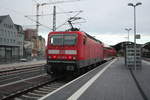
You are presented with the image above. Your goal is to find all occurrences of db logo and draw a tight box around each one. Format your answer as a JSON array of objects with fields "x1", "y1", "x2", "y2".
[{"x1": 60, "y1": 50, "x2": 65, "y2": 54}]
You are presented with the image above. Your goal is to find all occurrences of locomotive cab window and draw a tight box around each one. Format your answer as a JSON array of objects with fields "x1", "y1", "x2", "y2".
[{"x1": 50, "y1": 34, "x2": 77, "y2": 45}]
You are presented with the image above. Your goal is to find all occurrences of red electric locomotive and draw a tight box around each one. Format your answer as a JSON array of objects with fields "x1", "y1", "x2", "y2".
[{"x1": 45, "y1": 31, "x2": 104, "y2": 75}]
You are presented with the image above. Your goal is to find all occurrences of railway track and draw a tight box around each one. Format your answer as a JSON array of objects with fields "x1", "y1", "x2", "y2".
[
  {"x1": 0, "y1": 64, "x2": 45, "y2": 75},
  {"x1": 0, "y1": 73, "x2": 75, "y2": 100},
  {"x1": 14, "y1": 81, "x2": 67, "y2": 100},
  {"x1": 0, "y1": 65, "x2": 45, "y2": 86},
  {"x1": 0, "y1": 64, "x2": 48, "y2": 100},
  {"x1": 0, "y1": 64, "x2": 79, "y2": 100},
  {"x1": 0, "y1": 74, "x2": 49, "y2": 100}
]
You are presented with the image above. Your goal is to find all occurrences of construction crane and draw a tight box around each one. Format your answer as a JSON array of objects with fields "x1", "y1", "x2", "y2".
[
  {"x1": 35, "y1": 0, "x2": 81, "y2": 34},
  {"x1": 40, "y1": 0, "x2": 81, "y2": 6}
]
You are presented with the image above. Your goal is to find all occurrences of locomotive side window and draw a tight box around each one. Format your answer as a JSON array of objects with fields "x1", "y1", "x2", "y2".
[
  {"x1": 83, "y1": 36, "x2": 87, "y2": 45},
  {"x1": 50, "y1": 34, "x2": 77, "y2": 45}
]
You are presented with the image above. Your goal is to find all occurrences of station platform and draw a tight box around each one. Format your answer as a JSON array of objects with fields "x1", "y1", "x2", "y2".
[
  {"x1": 0, "y1": 60, "x2": 46, "y2": 72},
  {"x1": 40, "y1": 58, "x2": 150, "y2": 100}
]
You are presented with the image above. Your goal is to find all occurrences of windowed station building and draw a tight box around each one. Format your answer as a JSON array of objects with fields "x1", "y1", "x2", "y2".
[{"x1": 0, "y1": 15, "x2": 24, "y2": 63}]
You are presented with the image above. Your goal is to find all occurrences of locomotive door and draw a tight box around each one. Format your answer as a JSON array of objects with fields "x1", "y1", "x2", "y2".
[{"x1": 83, "y1": 36, "x2": 87, "y2": 66}]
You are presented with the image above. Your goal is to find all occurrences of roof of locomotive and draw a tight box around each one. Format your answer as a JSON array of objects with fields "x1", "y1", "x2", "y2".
[
  {"x1": 48, "y1": 31, "x2": 85, "y2": 36},
  {"x1": 48, "y1": 31, "x2": 102, "y2": 44}
]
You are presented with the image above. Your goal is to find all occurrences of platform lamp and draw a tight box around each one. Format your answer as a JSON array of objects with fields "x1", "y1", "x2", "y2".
[
  {"x1": 125, "y1": 28, "x2": 132, "y2": 42},
  {"x1": 128, "y1": 2, "x2": 142, "y2": 69}
]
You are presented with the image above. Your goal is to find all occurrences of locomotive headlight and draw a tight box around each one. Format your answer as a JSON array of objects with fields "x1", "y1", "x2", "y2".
[
  {"x1": 73, "y1": 56, "x2": 76, "y2": 60},
  {"x1": 65, "y1": 50, "x2": 77, "y2": 54}
]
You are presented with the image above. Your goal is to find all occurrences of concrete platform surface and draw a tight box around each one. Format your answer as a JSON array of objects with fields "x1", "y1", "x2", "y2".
[
  {"x1": 132, "y1": 60, "x2": 150, "y2": 100},
  {"x1": 40, "y1": 58, "x2": 150, "y2": 100}
]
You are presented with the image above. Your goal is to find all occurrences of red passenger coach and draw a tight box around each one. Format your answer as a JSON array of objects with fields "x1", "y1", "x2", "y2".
[
  {"x1": 103, "y1": 45, "x2": 117, "y2": 61},
  {"x1": 45, "y1": 31, "x2": 104, "y2": 75}
]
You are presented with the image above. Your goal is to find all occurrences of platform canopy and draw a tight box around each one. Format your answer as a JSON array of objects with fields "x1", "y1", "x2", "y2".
[
  {"x1": 143, "y1": 42, "x2": 150, "y2": 50},
  {"x1": 112, "y1": 41, "x2": 134, "y2": 51}
]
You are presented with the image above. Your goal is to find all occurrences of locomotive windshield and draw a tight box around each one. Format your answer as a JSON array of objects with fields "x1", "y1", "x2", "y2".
[{"x1": 50, "y1": 34, "x2": 77, "y2": 45}]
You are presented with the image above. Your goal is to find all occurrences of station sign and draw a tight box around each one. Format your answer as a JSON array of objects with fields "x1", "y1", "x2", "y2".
[{"x1": 135, "y1": 34, "x2": 141, "y2": 39}]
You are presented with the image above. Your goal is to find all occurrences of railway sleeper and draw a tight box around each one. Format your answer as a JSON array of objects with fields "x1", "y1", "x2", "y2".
[
  {"x1": 34, "y1": 90, "x2": 49, "y2": 94},
  {"x1": 32, "y1": 90, "x2": 48, "y2": 95},
  {"x1": 27, "y1": 92, "x2": 44, "y2": 97},
  {"x1": 14, "y1": 97, "x2": 23, "y2": 100},
  {"x1": 49, "y1": 83, "x2": 64, "y2": 87},
  {"x1": 43, "y1": 86, "x2": 60, "y2": 91},
  {"x1": 20, "y1": 94, "x2": 40, "y2": 100},
  {"x1": 38, "y1": 88, "x2": 53, "y2": 92},
  {"x1": 42, "y1": 86, "x2": 53, "y2": 89}
]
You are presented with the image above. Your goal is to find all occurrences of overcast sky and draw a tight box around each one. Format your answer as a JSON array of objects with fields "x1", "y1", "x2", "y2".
[{"x1": 0, "y1": 0, "x2": 150, "y2": 45}]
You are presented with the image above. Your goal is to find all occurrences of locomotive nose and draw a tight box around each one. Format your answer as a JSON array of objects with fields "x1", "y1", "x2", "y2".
[
  {"x1": 48, "y1": 49, "x2": 77, "y2": 55},
  {"x1": 47, "y1": 49, "x2": 77, "y2": 60}
]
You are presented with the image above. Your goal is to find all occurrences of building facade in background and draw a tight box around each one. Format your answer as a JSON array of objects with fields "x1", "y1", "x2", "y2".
[
  {"x1": 32, "y1": 36, "x2": 45, "y2": 57},
  {"x1": 24, "y1": 29, "x2": 45, "y2": 59},
  {"x1": 15, "y1": 24, "x2": 24, "y2": 57},
  {"x1": 0, "y1": 15, "x2": 24, "y2": 63},
  {"x1": 24, "y1": 29, "x2": 37, "y2": 41}
]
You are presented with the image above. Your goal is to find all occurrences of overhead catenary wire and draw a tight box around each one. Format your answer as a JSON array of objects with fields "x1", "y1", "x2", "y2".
[
  {"x1": 24, "y1": 16, "x2": 53, "y2": 30},
  {"x1": 26, "y1": 10, "x2": 83, "y2": 17},
  {"x1": 56, "y1": 5, "x2": 73, "y2": 18},
  {"x1": 56, "y1": 10, "x2": 83, "y2": 30}
]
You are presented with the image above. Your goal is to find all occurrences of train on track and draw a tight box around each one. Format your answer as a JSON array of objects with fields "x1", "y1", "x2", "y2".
[{"x1": 45, "y1": 30, "x2": 116, "y2": 76}]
